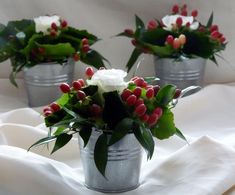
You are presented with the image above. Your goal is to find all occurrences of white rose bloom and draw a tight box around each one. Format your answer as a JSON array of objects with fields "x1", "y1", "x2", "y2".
[
  {"x1": 87, "y1": 69, "x2": 128, "y2": 93},
  {"x1": 162, "y1": 14, "x2": 199, "y2": 31},
  {"x1": 34, "y1": 15, "x2": 60, "y2": 35}
]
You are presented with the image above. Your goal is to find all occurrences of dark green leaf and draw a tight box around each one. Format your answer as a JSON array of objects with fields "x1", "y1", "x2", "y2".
[
  {"x1": 133, "y1": 123, "x2": 154, "y2": 159},
  {"x1": 81, "y1": 50, "x2": 107, "y2": 69},
  {"x1": 151, "y1": 108, "x2": 176, "y2": 139},
  {"x1": 206, "y1": 12, "x2": 214, "y2": 28},
  {"x1": 62, "y1": 106, "x2": 77, "y2": 118},
  {"x1": 115, "y1": 31, "x2": 134, "y2": 38},
  {"x1": 82, "y1": 85, "x2": 98, "y2": 96},
  {"x1": 94, "y1": 133, "x2": 108, "y2": 177},
  {"x1": 175, "y1": 128, "x2": 188, "y2": 144},
  {"x1": 102, "y1": 91, "x2": 129, "y2": 129},
  {"x1": 28, "y1": 135, "x2": 57, "y2": 151},
  {"x1": 109, "y1": 118, "x2": 133, "y2": 146},
  {"x1": 51, "y1": 133, "x2": 73, "y2": 154},
  {"x1": 146, "y1": 43, "x2": 174, "y2": 57},
  {"x1": 210, "y1": 55, "x2": 218, "y2": 66},
  {"x1": 135, "y1": 15, "x2": 145, "y2": 30},
  {"x1": 126, "y1": 48, "x2": 142, "y2": 72},
  {"x1": 79, "y1": 127, "x2": 92, "y2": 147},
  {"x1": 156, "y1": 85, "x2": 176, "y2": 106},
  {"x1": 9, "y1": 71, "x2": 18, "y2": 87}
]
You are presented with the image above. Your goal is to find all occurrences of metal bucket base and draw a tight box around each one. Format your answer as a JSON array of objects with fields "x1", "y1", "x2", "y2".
[{"x1": 85, "y1": 183, "x2": 140, "y2": 193}]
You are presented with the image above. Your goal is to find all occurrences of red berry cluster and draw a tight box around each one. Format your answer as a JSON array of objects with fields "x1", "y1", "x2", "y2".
[
  {"x1": 121, "y1": 77, "x2": 161, "y2": 127},
  {"x1": 147, "y1": 20, "x2": 158, "y2": 31},
  {"x1": 171, "y1": 4, "x2": 198, "y2": 18},
  {"x1": 43, "y1": 102, "x2": 61, "y2": 116},
  {"x1": 81, "y1": 38, "x2": 90, "y2": 53},
  {"x1": 85, "y1": 67, "x2": 94, "y2": 78},
  {"x1": 210, "y1": 25, "x2": 226, "y2": 43},
  {"x1": 166, "y1": 34, "x2": 186, "y2": 49},
  {"x1": 50, "y1": 19, "x2": 68, "y2": 37}
]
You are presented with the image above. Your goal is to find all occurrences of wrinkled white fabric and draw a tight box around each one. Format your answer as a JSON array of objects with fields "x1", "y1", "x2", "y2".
[{"x1": 0, "y1": 79, "x2": 235, "y2": 195}]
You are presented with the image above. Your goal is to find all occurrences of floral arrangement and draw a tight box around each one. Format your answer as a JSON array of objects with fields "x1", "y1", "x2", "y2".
[
  {"x1": 118, "y1": 4, "x2": 227, "y2": 71},
  {"x1": 29, "y1": 67, "x2": 190, "y2": 176},
  {"x1": 0, "y1": 15, "x2": 106, "y2": 86}
]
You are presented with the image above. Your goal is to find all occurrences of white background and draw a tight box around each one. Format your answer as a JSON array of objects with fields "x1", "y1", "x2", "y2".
[{"x1": 0, "y1": 0, "x2": 234, "y2": 84}]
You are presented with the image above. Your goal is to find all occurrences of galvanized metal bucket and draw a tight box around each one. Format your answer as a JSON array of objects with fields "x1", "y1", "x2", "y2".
[
  {"x1": 79, "y1": 130, "x2": 142, "y2": 193},
  {"x1": 154, "y1": 56, "x2": 206, "y2": 90},
  {"x1": 23, "y1": 59, "x2": 74, "y2": 107}
]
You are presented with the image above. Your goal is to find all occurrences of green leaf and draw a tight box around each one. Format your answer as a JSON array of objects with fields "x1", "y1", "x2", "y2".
[
  {"x1": 133, "y1": 123, "x2": 154, "y2": 159},
  {"x1": 62, "y1": 106, "x2": 77, "y2": 118},
  {"x1": 28, "y1": 135, "x2": 57, "y2": 151},
  {"x1": 53, "y1": 127, "x2": 66, "y2": 136},
  {"x1": 126, "y1": 48, "x2": 142, "y2": 72},
  {"x1": 56, "y1": 93, "x2": 69, "y2": 106},
  {"x1": 9, "y1": 71, "x2": 18, "y2": 87},
  {"x1": 82, "y1": 85, "x2": 98, "y2": 96},
  {"x1": 81, "y1": 50, "x2": 108, "y2": 69},
  {"x1": 135, "y1": 15, "x2": 145, "y2": 30},
  {"x1": 115, "y1": 31, "x2": 133, "y2": 38},
  {"x1": 156, "y1": 84, "x2": 176, "y2": 106},
  {"x1": 94, "y1": 133, "x2": 108, "y2": 177},
  {"x1": 175, "y1": 128, "x2": 188, "y2": 144},
  {"x1": 210, "y1": 55, "x2": 218, "y2": 66},
  {"x1": 51, "y1": 133, "x2": 73, "y2": 154},
  {"x1": 151, "y1": 108, "x2": 176, "y2": 139},
  {"x1": 144, "y1": 77, "x2": 159, "y2": 84},
  {"x1": 146, "y1": 43, "x2": 174, "y2": 57},
  {"x1": 79, "y1": 126, "x2": 92, "y2": 147},
  {"x1": 103, "y1": 91, "x2": 129, "y2": 129},
  {"x1": 206, "y1": 12, "x2": 214, "y2": 28},
  {"x1": 109, "y1": 118, "x2": 133, "y2": 146}
]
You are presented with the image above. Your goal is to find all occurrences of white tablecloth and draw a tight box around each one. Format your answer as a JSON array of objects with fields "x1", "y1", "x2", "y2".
[{"x1": 0, "y1": 79, "x2": 235, "y2": 195}]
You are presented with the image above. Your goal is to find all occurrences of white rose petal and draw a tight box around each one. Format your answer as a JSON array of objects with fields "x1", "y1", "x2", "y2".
[
  {"x1": 162, "y1": 14, "x2": 199, "y2": 31},
  {"x1": 34, "y1": 15, "x2": 60, "y2": 35},
  {"x1": 88, "y1": 69, "x2": 128, "y2": 93}
]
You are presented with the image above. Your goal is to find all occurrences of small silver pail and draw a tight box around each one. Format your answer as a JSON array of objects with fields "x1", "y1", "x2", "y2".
[
  {"x1": 79, "y1": 130, "x2": 142, "y2": 193},
  {"x1": 154, "y1": 56, "x2": 206, "y2": 90},
  {"x1": 23, "y1": 59, "x2": 74, "y2": 107}
]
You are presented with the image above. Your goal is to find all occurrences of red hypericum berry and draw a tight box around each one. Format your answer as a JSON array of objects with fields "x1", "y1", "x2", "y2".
[
  {"x1": 51, "y1": 22, "x2": 57, "y2": 30},
  {"x1": 199, "y1": 26, "x2": 205, "y2": 32},
  {"x1": 50, "y1": 102, "x2": 61, "y2": 112},
  {"x1": 121, "y1": 89, "x2": 132, "y2": 101},
  {"x1": 77, "y1": 90, "x2": 86, "y2": 100},
  {"x1": 211, "y1": 31, "x2": 220, "y2": 39},
  {"x1": 191, "y1": 10, "x2": 198, "y2": 17},
  {"x1": 153, "y1": 85, "x2": 160, "y2": 96},
  {"x1": 43, "y1": 106, "x2": 52, "y2": 113},
  {"x1": 176, "y1": 17, "x2": 183, "y2": 28},
  {"x1": 90, "y1": 104, "x2": 102, "y2": 116},
  {"x1": 173, "y1": 38, "x2": 181, "y2": 49},
  {"x1": 61, "y1": 20, "x2": 68, "y2": 28},
  {"x1": 181, "y1": 10, "x2": 188, "y2": 16},
  {"x1": 146, "y1": 88, "x2": 154, "y2": 99},
  {"x1": 78, "y1": 79, "x2": 85, "y2": 87},
  {"x1": 82, "y1": 44, "x2": 90, "y2": 53},
  {"x1": 220, "y1": 36, "x2": 226, "y2": 43},
  {"x1": 126, "y1": 95, "x2": 137, "y2": 106},
  {"x1": 153, "y1": 107, "x2": 163, "y2": 117},
  {"x1": 142, "y1": 81, "x2": 148, "y2": 88},
  {"x1": 210, "y1": 25, "x2": 219, "y2": 33},
  {"x1": 147, "y1": 113, "x2": 159, "y2": 127},
  {"x1": 72, "y1": 81, "x2": 82, "y2": 90},
  {"x1": 131, "y1": 76, "x2": 139, "y2": 81},
  {"x1": 44, "y1": 110, "x2": 53, "y2": 117},
  {"x1": 147, "y1": 20, "x2": 158, "y2": 30},
  {"x1": 81, "y1": 38, "x2": 89, "y2": 45},
  {"x1": 38, "y1": 47, "x2": 45, "y2": 54},
  {"x1": 131, "y1": 39, "x2": 137, "y2": 46},
  {"x1": 186, "y1": 22, "x2": 191, "y2": 28},
  {"x1": 134, "y1": 77, "x2": 145, "y2": 87},
  {"x1": 135, "y1": 98, "x2": 144, "y2": 107},
  {"x1": 73, "y1": 53, "x2": 80, "y2": 61},
  {"x1": 133, "y1": 87, "x2": 142, "y2": 98},
  {"x1": 85, "y1": 67, "x2": 94, "y2": 78},
  {"x1": 174, "y1": 89, "x2": 181, "y2": 99},
  {"x1": 124, "y1": 29, "x2": 134, "y2": 36},
  {"x1": 59, "y1": 83, "x2": 71, "y2": 93},
  {"x1": 166, "y1": 35, "x2": 174, "y2": 45},
  {"x1": 172, "y1": 4, "x2": 179, "y2": 14},
  {"x1": 140, "y1": 114, "x2": 150, "y2": 122},
  {"x1": 50, "y1": 29, "x2": 57, "y2": 37},
  {"x1": 134, "y1": 104, "x2": 147, "y2": 117}
]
